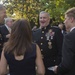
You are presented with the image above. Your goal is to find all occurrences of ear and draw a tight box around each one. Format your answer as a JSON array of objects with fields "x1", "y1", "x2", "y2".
[{"x1": 70, "y1": 17, "x2": 74, "y2": 23}]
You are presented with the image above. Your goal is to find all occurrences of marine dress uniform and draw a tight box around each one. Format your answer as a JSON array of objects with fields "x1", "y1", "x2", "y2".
[{"x1": 32, "y1": 25, "x2": 63, "y2": 75}]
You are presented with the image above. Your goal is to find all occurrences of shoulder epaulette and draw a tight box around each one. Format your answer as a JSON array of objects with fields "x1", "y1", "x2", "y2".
[{"x1": 32, "y1": 28, "x2": 41, "y2": 32}]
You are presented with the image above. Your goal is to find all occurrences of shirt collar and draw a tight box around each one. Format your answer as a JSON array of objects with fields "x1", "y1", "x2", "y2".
[
  {"x1": 5, "y1": 24, "x2": 9, "y2": 29},
  {"x1": 70, "y1": 27, "x2": 75, "y2": 32}
]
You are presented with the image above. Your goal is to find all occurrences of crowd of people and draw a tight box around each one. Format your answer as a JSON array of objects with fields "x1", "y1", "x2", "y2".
[{"x1": 0, "y1": 4, "x2": 75, "y2": 75}]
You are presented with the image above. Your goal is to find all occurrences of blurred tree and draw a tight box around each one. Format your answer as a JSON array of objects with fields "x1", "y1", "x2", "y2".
[{"x1": 2, "y1": 0, "x2": 75, "y2": 27}]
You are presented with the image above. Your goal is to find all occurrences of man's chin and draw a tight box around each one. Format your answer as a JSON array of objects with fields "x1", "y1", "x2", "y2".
[{"x1": 40, "y1": 24, "x2": 46, "y2": 27}]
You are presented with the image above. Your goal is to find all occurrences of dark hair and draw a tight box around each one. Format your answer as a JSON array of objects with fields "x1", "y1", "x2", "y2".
[{"x1": 4, "y1": 19, "x2": 32, "y2": 56}]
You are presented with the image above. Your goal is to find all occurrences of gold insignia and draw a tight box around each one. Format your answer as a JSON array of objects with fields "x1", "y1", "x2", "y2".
[
  {"x1": 41, "y1": 37, "x2": 43, "y2": 39},
  {"x1": 44, "y1": 27, "x2": 46, "y2": 29},
  {"x1": 46, "y1": 29, "x2": 55, "y2": 40},
  {"x1": 49, "y1": 29, "x2": 52, "y2": 33},
  {"x1": 48, "y1": 41, "x2": 52, "y2": 49},
  {"x1": 41, "y1": 43, "x2": 43, "y2": 45},
  {"x1": 42, "y1": 31, "x2": 44, "y2": 33},
  {"x1": 41, "y1": 49, "x2": 43, "y2": 51},
  {"x1": 41, "y1": 54, "x2": 44, "y2": 59}
]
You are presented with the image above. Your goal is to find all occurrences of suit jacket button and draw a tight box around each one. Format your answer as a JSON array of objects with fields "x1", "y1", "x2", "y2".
[
  {"x1": 54, "y1": 60, "x2": 55, "y2": 62},
  {"x1": 41, "y1": 54, "x2": 44, "y2": 59},
  {"x1": 41, "y1": 37, "x2": 43, "y2": 39},
  {"x1": 42, "y1": 31, "x2": 44, "y2": 33}
]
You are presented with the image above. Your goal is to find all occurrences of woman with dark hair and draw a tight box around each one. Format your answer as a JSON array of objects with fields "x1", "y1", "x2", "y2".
[{"x1": 0, "y1": 19, "x2": 45, "y2": 75}]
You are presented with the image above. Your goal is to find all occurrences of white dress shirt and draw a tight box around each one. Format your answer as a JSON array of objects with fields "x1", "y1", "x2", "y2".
[{"x1": 5, "y1": 24, "x2": 11, "y2": 33}]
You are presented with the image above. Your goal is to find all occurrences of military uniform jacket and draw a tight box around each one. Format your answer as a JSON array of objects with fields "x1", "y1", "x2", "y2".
[{"x1": 33, "y1": 25, "x2": 63, "y2": 67}]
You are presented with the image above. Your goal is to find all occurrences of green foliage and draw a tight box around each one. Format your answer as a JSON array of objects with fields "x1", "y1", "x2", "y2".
[{"x1": 2, "y1": 0, "x2": 75, "y2": 27}]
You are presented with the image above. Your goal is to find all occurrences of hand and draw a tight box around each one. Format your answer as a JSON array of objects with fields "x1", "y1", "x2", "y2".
[
  {"x1": 6, "y1": 34, "x2": 10, "y2": 38},
  {"x1": 53, "y1": 65, "x2": 58, "y2": 74}
]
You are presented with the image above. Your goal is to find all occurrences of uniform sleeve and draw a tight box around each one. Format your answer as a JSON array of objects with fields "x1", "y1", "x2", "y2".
[{"x1": 55, "y1": 28, "x2": 63, "y2": 65}]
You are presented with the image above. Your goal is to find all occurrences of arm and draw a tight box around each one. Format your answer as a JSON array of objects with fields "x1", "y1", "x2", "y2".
[
  {"x1": 0, "y1": 50, "x2": 8, "y2": 75},
  {"x1": 6, "y1": 34, "x2": 10, "y2": 38},
  {"x1": 36, "y1": 44, "x2": 45, "y2": 75},
  {"x1": 55, "y1": 28, "x2": 63, "y2": 64}
]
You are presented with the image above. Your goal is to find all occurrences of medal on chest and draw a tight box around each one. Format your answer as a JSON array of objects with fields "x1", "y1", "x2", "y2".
[
  {"x1": 48, "y1": 40, "x2": 52, "y2": 49},
  {"x1": 45, "y1": 29, "x2": 55, "y2": 49},
  {"x1": 46, "y1": 29, "x2": 55, "y2": 40}
]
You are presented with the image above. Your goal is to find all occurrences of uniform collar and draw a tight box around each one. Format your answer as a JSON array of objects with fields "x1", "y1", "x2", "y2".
[{"x1": 42, "y1": 25, "x2": 51, "y2": 30}]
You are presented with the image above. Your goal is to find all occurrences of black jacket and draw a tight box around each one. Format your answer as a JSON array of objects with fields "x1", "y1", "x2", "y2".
[
  {"x1": 33, "y1": 25, "x2": 63, "y2": 67},
  {"x1": 0, "y1": 25, "x2": 9, "y2": 43},
  {"x1": 57, "y1": 28, "x2": 75, "y2": 75}
]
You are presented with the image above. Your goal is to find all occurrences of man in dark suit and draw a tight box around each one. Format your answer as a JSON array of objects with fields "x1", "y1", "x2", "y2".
[
  {"x1": 53, "y1": 7, "x2": 75, "y2": 75},
  {"x1": 0, "y1": 4, "x2": 6, "y2": 26},
  {"x1": 0, "y1": 4, "x2": 7, "y2": 58},
  {"x1": 0, "y1": 17, "x2": 13, "y2": 43},
  {"x1": 33, "y1": 11, "x2": 63, "y2": 75}
]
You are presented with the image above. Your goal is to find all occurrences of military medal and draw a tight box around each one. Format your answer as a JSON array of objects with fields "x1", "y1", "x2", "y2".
[
  {"x1": 46, "y1": 29, "x2": 52, "y2": 40},
  {"x1": 45, "y1": 32, "x2": 50, "y2": 40},
  {"x1": 48, "y1": 41, "x2": 52, "y2": 49}
]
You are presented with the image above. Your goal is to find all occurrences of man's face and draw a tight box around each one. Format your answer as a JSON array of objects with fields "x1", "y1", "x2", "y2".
[
  {"x1": 39, "y1": 13, "x2": 50, "y2": 28},
  {"x1": 64, "y1": 15, "x2": 71, "y2": 32},
  {"x1": 0, "y1": 8, "x2": 7, "y2": 21},
  {"x1": 7, "y1": 20, "x2": 13, "y2": 28}
]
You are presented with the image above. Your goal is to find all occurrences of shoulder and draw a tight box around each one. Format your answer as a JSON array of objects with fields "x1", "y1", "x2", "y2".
[
  {"x1": 51, "y1": 26, "x2": 61, "y2": 33},
  {"x1": 66, "y1": 29, "x2": 75, "y2": 39},
  {"x1": 50, "y1": 26, "x2": 63, "y2": 39},
  {"x1": 51, "y1": 26, "x2": 61, "y2": 31},
  {"x1": 0, "y1": 25, "x2": 6, "y2": 30},
  {"x1": 0, "y1": 25, "x2": 5, "y2": 28},
  {"x1": 32, "y1": 43, "x2": 36, "y2": 48},
  {"x1": 32, "y1": 28, "x2": 41, "y2": 36},
  {"x1": 32, "y1": 28, "x2": 41, "y2": 32}
]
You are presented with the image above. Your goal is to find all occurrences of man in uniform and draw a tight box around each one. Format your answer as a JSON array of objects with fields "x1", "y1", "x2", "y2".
[{"x1": 33, "y1": 11, "x2": 63, "y2": 75}]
